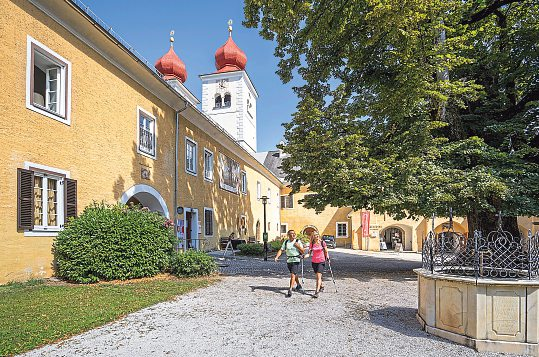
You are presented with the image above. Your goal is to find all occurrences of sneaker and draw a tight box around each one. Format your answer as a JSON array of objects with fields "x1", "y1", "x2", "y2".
[
  {"x1": 319, "y1": 286, "x2": 325, "y2": 292},
  {"x1": 294, "y1": 285, "x2": 303, "y2": 292},
  {"x1": 313, "y1": 291, "x2": 319, "y2": 298},
  {"x1": 286, "y1": 290, "x2": 292, "y2": 298}
]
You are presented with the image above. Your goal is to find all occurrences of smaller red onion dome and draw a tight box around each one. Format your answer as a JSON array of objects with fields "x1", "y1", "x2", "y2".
[
  {"x1": 214, "y1": 36, "x2": 247, "y2": 73},
  {"x1": 155, "y1": 45, "x2": 187, "y2": 83}
]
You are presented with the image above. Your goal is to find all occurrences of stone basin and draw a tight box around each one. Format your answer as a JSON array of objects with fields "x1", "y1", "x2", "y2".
[{"x1": 415, "y1": 268, "x2": 539, "y2": 355}]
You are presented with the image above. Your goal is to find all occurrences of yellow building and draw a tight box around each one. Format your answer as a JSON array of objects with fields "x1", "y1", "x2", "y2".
[
  {"x1": 258, "y1": 150, "x2": 539, "y2": 251},
  {"x1": 0, "y1": 0, "x2": 280, "y2": 283}
]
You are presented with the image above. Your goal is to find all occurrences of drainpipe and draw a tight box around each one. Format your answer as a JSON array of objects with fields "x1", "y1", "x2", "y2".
[{"x1": 175, "y1": 99, "x2": 189, "y2": 251}]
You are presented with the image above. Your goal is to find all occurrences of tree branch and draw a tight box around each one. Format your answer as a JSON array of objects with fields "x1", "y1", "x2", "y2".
[
  {"x1": 461, "y1": 0, "x2": 523, "y2": 25},
  {"x1": 498, "y1": 87, "x2": 539, "y2": 120}
]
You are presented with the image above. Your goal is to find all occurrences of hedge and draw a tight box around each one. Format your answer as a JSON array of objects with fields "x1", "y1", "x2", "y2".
[{"x1": 53, "y1": 202, "x2": 175, "y2": 283}]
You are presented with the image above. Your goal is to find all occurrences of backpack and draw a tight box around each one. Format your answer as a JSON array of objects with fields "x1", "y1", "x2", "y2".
[{"x1": 284, "y1": 239, "x2": 301, "y2": 258}]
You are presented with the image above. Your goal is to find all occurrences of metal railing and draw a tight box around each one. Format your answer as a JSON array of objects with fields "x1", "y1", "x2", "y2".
[
  {"x1": 139, "y1": 127, "x2": 154, "y2": 155},
  {"x1": 422, "y1": 212, "x2": 539, "y2": 280}
]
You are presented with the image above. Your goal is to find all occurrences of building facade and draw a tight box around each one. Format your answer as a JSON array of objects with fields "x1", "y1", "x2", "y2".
[{"x1": 0, "y1": 0, "x2": 280, "y2": 283}]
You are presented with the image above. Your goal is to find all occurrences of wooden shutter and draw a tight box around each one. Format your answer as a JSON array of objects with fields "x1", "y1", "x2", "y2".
[
  {"x1": 17, "y1": 168, "x2": 34, "y2": 230},
  {"x1": 64, "y1": 178, "x2": 77, "y2": 223}
]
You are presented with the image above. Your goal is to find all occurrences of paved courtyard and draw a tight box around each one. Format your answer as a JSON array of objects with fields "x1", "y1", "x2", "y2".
[{"x1": 23, "y1": 249, "x2": 523, "y2": 357}]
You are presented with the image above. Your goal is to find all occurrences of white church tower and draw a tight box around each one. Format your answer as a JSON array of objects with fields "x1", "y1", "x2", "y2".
[{"x1": 200, "y1": 20, "x2": 258, "y2": 154}]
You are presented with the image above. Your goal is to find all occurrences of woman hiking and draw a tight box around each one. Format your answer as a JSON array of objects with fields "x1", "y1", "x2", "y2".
[
  {"x1": 305, "y1": 232, "x2": 329, "y2": 298},
  {"x1": 274, "y1": 229, "x2": 305, "y2": 297}
]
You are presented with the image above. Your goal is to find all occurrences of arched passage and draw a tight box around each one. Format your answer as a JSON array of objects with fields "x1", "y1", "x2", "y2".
[
  {"x1": 434, "y1": 221, "x2": 467, "y2": 236},
  {"x1": 120, "y1": 184, "x2": 170, "y2": 218},
  {"x1": 301, "y1": 225, "x2": 318, "y2": 237},
  {"x1": 380, "y1": 226, "x2": 405, "y2": 250}
]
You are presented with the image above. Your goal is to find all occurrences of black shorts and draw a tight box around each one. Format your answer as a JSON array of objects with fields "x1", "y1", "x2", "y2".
[
  {"x1": 287, "y1": 262, "x2": 300, "y2": 274},
  {"x1": 312, "y1": 262, "x2": 325, "y2": 274}
]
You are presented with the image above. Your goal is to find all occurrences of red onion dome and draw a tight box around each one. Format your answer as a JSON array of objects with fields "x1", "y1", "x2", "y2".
[
  {"x1": 214, "y1": 36, "x2": 247, "y2": 73},
  {"x1": 155, "y1": 46, "x2": 187, "y2": 83}
]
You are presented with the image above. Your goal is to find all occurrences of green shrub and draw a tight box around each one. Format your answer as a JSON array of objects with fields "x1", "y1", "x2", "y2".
[
  {"x1": 296, "y1": 233, "x2": 310, "y2": 244},
  {"x1": 170, "y1": 250, "x2": 217, "y2": 277},
  {"x1": 270, "y1": 240, "x2": 284, "y2": 252},
  {"x1": 53, "y1": 202, "x2": 176, "y2": 283},
  {"x1": 237, "y1": 243, "x2": 264, "y2": 256}
]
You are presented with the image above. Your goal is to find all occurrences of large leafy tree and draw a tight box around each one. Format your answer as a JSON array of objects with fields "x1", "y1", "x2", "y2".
[{"x1": 244, "y1": 0, "x2": 539, "y2": 234}]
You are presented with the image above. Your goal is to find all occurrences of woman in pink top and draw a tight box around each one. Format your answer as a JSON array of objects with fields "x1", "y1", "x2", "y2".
[{"x1": 306, "y1": 232, "x2": 329, "y2": 298}]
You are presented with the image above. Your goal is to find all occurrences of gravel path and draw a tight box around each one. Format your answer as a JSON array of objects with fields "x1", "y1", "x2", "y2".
[{"x1": 22, "y1": 249, "x2": 524, "y2": 357}]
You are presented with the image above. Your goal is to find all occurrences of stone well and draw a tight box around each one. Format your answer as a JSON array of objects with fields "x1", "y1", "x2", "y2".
[{"x1": 415, "y1": 268, "x2": 539, "y2": 355}]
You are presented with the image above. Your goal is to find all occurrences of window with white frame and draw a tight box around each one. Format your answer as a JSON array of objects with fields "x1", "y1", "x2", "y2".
[
  {"x1": 204, "y1": 149, "x2": 214, "y2": 181},
  {"x1": 33, "y1": 172, "x2": 62, "y2": 230},
  {"x1": 17, "y1": 163, "x2": 77, "y2": 235},
  {"x1": 185, "y1": 138, "x2": 197, "y2": 175},
  {"x1": 267, "y1": 188, "x2": 271, "y2": 204},
  {"x1": 256, "y1": 181, "x2": 261, "y2": 200},
  {"x1": 138, "y1": 108, "x2": 156, "y2": 158},
  {"x1": 204, "y1": 208, "x2": 213, "y2": 237},
  {"x1": 280, "y1": 224, "x2": 288, "y2": 234},
  {"x1": 280, "y1": 194, "x2": 294, "y2": 209},
  {"x1": 240, "y1": 171, "x2": 247, "y2": 194},
  {"x1": 336, "y1": 222, "x2": 348, "y2": 238},
  {"x1": 27, "y1": 36, "x2": 71, "y2": 123}
]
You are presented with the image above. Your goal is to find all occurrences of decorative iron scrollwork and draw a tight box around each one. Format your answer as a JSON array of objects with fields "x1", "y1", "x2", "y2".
[{"x1": 422, "y1": 211, "x2": 539, "y2": 280}]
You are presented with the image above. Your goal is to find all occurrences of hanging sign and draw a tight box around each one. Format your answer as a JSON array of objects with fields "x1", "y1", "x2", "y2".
[
  {"x1": 361, "y1": 212, "x2": 370, "y2": 237},
  {"x1": 177, "y1": 219, "x2": 185, "y2": 239}
]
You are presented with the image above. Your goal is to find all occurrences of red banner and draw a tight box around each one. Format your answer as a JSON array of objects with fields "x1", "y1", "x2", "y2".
[{"x1": 361, "y1": 212, "x2": 370, "y2": 237}]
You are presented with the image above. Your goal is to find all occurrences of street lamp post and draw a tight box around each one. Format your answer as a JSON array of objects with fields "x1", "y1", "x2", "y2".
[{"x1": 261, "y1": 195, "x2": 268, "y2": 261}]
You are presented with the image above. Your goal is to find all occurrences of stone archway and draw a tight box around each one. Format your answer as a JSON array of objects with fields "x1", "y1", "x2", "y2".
[
  {"x1": 380, "y1": 226, "x2": 405, "y2": 250},
  {"x1": 120, "y1": 184, "x2": 169, "y2": 218},
  {"x1": 301, "y1": 225, "x2": 318, "y2": 237}
]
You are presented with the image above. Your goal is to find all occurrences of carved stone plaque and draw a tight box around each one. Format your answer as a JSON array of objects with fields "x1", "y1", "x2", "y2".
[{"x1": 491, "y1": 291, "x2": 520, "y2": 336}]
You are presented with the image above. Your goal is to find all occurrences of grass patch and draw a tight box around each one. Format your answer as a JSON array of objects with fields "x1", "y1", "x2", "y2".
[{"x1": 0, "y1": 276, "x2": 218, "y2": 355}]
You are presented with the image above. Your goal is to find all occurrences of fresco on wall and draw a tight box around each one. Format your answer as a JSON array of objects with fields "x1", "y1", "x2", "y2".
[{"x1": 219, "y1": 152, "x2": 240, "y2": 194}]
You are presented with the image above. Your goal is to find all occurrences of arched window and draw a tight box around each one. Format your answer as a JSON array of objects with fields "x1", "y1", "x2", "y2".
[
  {"x1": 223, "y1": 93, "x2": 231, "y2": 107},
  {"x1": 214, "y1": 95, "x2": 222, "y2": 109}
]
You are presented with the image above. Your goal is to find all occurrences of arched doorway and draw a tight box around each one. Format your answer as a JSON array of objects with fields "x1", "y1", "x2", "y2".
[
  {"x1": 380, "y1": 227, "x2": 405, "y2": 250},
  {"x1": 120, "y1": 184, "x2": 169, "y2": 218},
  {"x1": 301, "y1": 225, "x2": 318, "y2": 237}
]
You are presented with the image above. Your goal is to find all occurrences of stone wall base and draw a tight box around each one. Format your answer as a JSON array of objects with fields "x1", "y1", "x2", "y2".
[{"x1": 416, "y1": 314, "x2": 538, "y2": 355}]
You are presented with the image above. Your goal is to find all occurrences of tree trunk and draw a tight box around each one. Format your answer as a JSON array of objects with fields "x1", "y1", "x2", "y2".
[{"x1": 467, "y1": 211, "x2": 520, "y2": 237}]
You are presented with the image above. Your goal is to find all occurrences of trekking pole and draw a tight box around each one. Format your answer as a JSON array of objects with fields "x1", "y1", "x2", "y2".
[
  {"x1": 301, "y1": 255, "x2": 305, "y2": 287},
  {"x1": 327, "y1": 258, "x2": 337, "y2": 293}
]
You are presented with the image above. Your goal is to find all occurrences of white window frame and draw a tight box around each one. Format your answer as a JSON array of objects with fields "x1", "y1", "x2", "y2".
[
  {"x1": 23, "y1": 161, "x2": 70, "y2": 237},
  {"x1": 336, "y1": 222, "x2": 348, "y2": 238},
  {"x1": 240, "y1": 171, "x2": 247, "y2": 195},
  {"x1": 26, "y1": 35, "x2": 71, "y2": 125},
  {"x1": 203, "y1": 148, "x2": 214, "y2": 182},
  {"x1": 185, "y1": 137, "x2": 197, "y2": 176},
  {"x1": 136, "y1": 106, "x2": 157, "y2": 159},
  {"x1": 267, "y1": 188, "x2": 271, "y2": 204},
  {"x1": 204, "y1": 207, "x2": 214, "y2": 237},
  {"x1": 256, "y1": 181, "x2": 261, "y2": 200},
  {"x1": 280, "y1": 223, "x2": 289, "y2": 235}
]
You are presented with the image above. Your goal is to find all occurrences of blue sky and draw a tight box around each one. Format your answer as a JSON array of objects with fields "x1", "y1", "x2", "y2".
[{"x1": 81, "y1": 0, "x2": 300, "y2": 152}]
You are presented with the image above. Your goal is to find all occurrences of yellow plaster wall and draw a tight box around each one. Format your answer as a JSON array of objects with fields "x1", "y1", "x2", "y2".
[
  {"x1": 0, "y1": 0, "x2": 177, "y2": 283},
  {"x1": 279, "y1": 187, "x2": 353, "y2": 247},
  {"x1": 177, "y1": 120, "x2": 280, "y2": 250}
]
